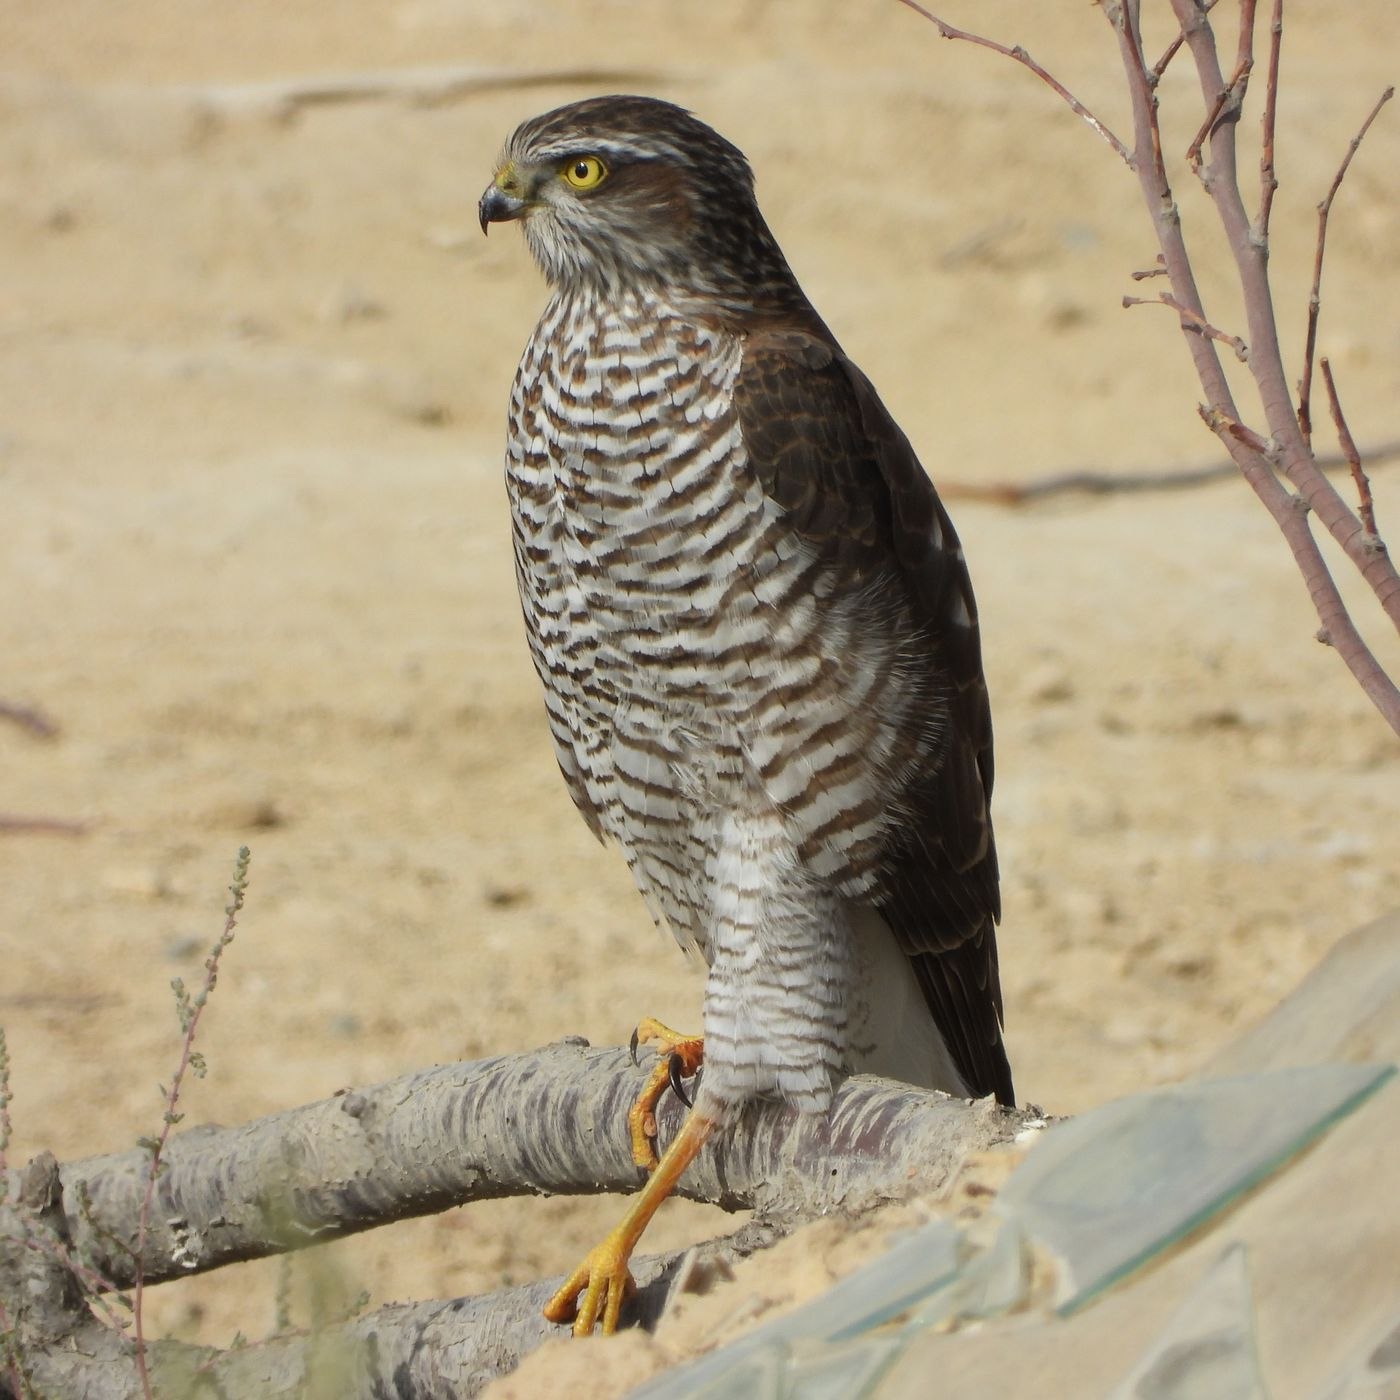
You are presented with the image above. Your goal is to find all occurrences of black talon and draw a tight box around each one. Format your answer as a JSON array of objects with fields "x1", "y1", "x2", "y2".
[
  {"x1": 628, "y1": 1028, "x2": 641, "y2": 1066},
  {"x1": 667, "y1": 1053, "x2": 693, "y2": 1108}
]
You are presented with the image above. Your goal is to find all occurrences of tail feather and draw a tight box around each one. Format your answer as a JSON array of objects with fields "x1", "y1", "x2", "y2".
[{"x1": 845, "y1": 906, "x2": 971, "y2": 1096}]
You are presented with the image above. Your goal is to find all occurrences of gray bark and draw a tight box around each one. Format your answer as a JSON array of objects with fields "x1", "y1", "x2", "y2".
[{"x1": 1, "y1": 1042, "x2": 1028, "y2": 1399}]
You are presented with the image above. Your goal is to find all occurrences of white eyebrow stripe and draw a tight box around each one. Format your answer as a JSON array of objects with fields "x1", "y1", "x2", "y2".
[{"x1": 527, "y1": 137, "x2": 684, "y2": 164}]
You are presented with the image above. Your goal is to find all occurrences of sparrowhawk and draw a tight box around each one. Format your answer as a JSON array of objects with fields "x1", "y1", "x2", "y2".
[{"x1": 479, "y1": 95, "x2": 1013, "y2": 1335}]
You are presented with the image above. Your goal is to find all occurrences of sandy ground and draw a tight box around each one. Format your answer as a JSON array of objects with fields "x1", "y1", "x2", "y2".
[{"x1": 2, "y1": 0, "x2": 1398, "y2": 1387}]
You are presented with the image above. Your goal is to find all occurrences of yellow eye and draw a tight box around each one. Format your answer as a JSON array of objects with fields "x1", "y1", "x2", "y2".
[{"x1": 561, "y1": 155, "x2": 608, "y2": 191}]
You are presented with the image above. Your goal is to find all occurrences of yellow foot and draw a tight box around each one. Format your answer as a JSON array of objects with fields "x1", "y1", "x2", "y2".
[
  {"x1": 544, "y1": 1108, "x2": 718, "y2": 1337},
  {"x1": 627, "y1": 1018, "x2": 705, "y2": 1171},
  {"x1": 543, "y1": 1227, "x2": 638, "y2": 1336}
]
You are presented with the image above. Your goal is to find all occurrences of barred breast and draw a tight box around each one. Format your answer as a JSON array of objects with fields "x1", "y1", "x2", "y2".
[{"x1": 505, "y1": 288, "x2": 945, "y2": 1111}]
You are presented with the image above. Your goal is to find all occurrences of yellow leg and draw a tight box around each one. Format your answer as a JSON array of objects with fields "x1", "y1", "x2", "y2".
[
  {"x1": 544, "y1": 1107, "x2": 716, "y2": 1336},
  {"x1": 627, "y1": 1019, "x2": 705, "y2": 1171}
]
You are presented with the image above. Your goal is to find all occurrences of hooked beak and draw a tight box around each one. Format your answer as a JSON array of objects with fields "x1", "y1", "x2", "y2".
[{"x1": 479, "y1": 168, "x2": 531, "y2": 234}]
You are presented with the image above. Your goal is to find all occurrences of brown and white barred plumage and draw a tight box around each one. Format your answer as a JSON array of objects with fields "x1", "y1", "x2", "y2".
[{"x1": 486, "y1": 95, "x2": 1013, "y2": 1112}]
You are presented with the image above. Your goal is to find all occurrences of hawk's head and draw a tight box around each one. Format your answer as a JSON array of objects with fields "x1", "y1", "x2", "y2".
[{"x1": 480, "y1": 95, "x2": 796, "y2": 303}]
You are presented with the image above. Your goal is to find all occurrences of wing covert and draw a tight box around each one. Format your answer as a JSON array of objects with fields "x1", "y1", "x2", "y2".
[{"x1": 735, "y1": 327, "x2": 1013, "y2": 1105}]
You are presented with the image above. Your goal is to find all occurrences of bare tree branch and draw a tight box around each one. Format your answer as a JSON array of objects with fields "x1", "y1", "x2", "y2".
[
  {"x1": 0, "y1": 1222, "x2": 800, "y2": 1399},
  {"x1": 0, "y1": 703, "x2": 58, "y2": 741},
  {"x1": 1122, "y1": 292, "x2": 1249, "y2": 360},
  {"x1": 1130, "y1": 256, "x2": 1169, "y2": 280},
  {"x1": 1099, "y1": 7, "x2": 1244, "y2": 430},
  {"x1": 1298, "y1": 85, "x2": 1394, "y2": 447},
  {"x1": 1185, "y1": 43, "x2": 1252, "y2": 178},
  {"x1": 904, "y1": 1, "x2": 1400, "y2": 728},
  {"x1": 1165, "y1": 2, "x2": 1400, "y2": 643},
  {"x1": 1322, "y1": 359, "x2": 1379, "y2": 539},
  {"x1": 1089, "y1": 5, "x2": 1400, "y2": 731},
  {"x1": 895, "y1": 0, "x2": 1132, "y2": 163},
  {"x1": 1256, "y1": 0, "x2": 1283, "y2": 237},
  {"x1": 0, "y1": 817, "x2": 88, "y2": 837},
  {"x1": 3, "y1": 1173, "x2": 781, "y2": 1400},
  {"x1": 1150, "y1": 0, "x2": 1221, "y2": 78},
  {"x1": 51, "y1": 1044, "x2": 1023, "y2": 1293},
  {"x1": 1, "y1": 1047, "x2": 1027, "y2": 1397}
]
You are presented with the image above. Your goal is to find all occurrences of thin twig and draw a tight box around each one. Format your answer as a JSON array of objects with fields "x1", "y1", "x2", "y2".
[
  {"x1": 895, "y1": 0, "x2": 1132, "y2": 164},
  {"x1": 1321, "y1": 359, "x2": 1378, "y2": 539},
  {"x1": 0, "y1": 815, "x2": 88, "y2": 837},
  {"x1": 1187, "y1": 0, "x2": 1255, "y2": 178},
  {"x1": 68, "y1": 1178, "x2": 139, "y2": 1341},
  {"x1": 132, "y1": 847, "x2": 250, "y2": 1400},
  {"x1": 1142, "y1": 50, "x2": 1170, "y2": 188},
  {"x1": 1186, "y1": 51, "x2": 1252, "y2": 176},
  {"x1": 1230, "y1": 0, "x2": 1258, "y2": 89},
  {"x1": 1199, "y1": 406, "x2": 1275, "y2": 459},
  {"x1": 1123, "y1": 292, "x2": 1249, "y2": 360},
  {"x1": 1130, "y1": 256, "x2": 1169, "y2": 281},
  {"x1": 1151, "y1": 0, "x2": 1222, "y2": 79},
  {"x1": 1256, "y1": 0, "x2": 1283, "y2": 237},
  {"x1": 0, "y1": 702, "x2": 59, "y2": 740},
  {"x1": 1298, "y1": 85, "x2": 1394, "y2": 447},
  {"x1": 19, "y1": 1232, "x2": 130, "y2": 1334},
  {"x1": 1117, "y1": 8, "x2": 1223, "y2": 347},
  {"x1": 1102, "y1": 3, "x2": 1266, "y2": 460}
]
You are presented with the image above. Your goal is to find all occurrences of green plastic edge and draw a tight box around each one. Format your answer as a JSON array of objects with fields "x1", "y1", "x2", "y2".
[{"x1": 1055, "y1": 1061, "x2": 1397, "y2": 1317}]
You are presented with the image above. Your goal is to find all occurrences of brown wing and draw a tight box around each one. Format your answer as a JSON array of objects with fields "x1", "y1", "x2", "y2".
[{"x1": 735, "y1": 326, "x2": 1014, "y2": 1106}]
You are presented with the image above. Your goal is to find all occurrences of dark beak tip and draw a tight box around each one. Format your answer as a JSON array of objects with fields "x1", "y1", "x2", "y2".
[{"x1": 479, "y1": 185, "x2": 526, "y2": 235}]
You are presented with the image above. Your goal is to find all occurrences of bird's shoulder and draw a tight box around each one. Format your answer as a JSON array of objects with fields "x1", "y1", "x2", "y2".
[
  {"x1": 732, "y1": 319, "x2": 970, "y2": 623},
  {"x1": 732, "y1": 320, "x2": 887, "y2": 568}
]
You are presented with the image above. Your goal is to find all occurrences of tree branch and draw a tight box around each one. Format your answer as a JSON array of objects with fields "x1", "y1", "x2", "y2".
[
  {"x1": 0, "y1": 816, "x2": 88, "y2": 837},
  {"x1": 0, "y1": 703, "x2": 59, "y2": 741},
  {"x1": 1184, "y1": 47, "x2": 1252, "y2": 179},
  {"x1": 1150, "y1": 0, "x2": 1221, "y2": 78},
  {"x1": 1256, "y1": 0, "x2": 1283, "y2": 238},
  {"x1": 904, "y1": 1, "x2": 1400, "y2": 731},
  {"x1": 49, "y1": 1043, "x2": 1024, "y2": 1292},
  {"x1": 1122, "y1": 292, "x2": 1249, "y2": 360},
  {"x1": 3, "y1": 1193, "x2": 779, "y2": 1400},
  {"x1": 1, "y1": 1045, "x2": 1027, "y2": 1397},
  {"x1": 895, "y1": 0, "x2": 1132, "y2": 164},
  {"x1": 1095, "y1": 2, "x2": 1400, "y2": 733},
  {"x1": 1298, "y1": 85, "x2": 1394, "y2": 447},
  {"x1": 1321, "y1": 359, "x2": 1379, "y2": 539},
  {"x1": 1166, "y1": 1, "x2": 1400, "y2": 644}
]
